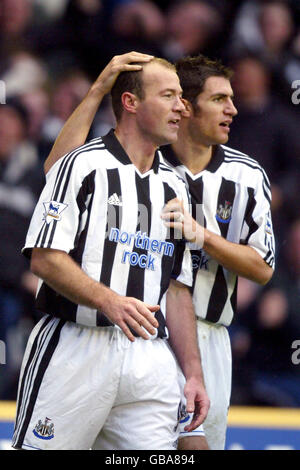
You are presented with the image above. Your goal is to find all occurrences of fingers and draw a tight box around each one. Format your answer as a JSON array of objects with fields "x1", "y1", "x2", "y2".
[
  {"x1": 94, "y1": 52, "x2": 154, "y2": 95},
  {"x1": 184, "y1": 402, "x2": 208, "y2": 432},
  {"x1": 114, "y1": 299, "x2": 160, "y2": 341},
  {"x1": 161, "y1": 198, "x2": 182, "y2": 214},
  {"x1": 112, "y1": 51, "x2": 154, "y2": 72}
]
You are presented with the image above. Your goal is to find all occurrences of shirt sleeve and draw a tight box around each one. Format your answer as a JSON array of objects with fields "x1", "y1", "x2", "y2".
[
  {"x1": 240, "y1": 170, "x2": 275, "y2": 269},
  {"x1": 22, "y1": 153, "x2": 87, "y2": 259}
]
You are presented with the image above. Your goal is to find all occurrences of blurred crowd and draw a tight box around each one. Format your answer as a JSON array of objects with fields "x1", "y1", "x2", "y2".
[{"x1": 0, "y1": 0, "x2": 299, "y2": 407}]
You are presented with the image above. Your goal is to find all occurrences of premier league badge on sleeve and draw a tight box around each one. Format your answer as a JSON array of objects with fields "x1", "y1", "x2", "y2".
[{"x1": 43, "y1": 200, "x2": 68, "y2": 224}]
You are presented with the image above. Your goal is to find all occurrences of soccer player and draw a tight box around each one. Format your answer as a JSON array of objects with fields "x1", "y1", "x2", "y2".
[
  {"x1": 12, "y1": 52, "x2": 209, "y2": 450},
  {"x1": 161, "y1": 55, "x2": 275, "y2": 450},
  {"x1": 41, "y1": 53, "x2": 275, "y2": 450}
]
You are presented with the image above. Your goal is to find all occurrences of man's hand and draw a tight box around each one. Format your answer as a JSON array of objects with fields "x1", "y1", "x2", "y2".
[
  {"x1": 103, "y1": 291, "x2": 160, "y2": 342},
  {"x1": 91, "y1": 51, "x2": 154, "y2": 96},
  {"x1": 183, "y1": 377, "x2": 210, "y2": 432},
  {"x1": 161, "y1": 198, "x2": 204, "y2": 247}
]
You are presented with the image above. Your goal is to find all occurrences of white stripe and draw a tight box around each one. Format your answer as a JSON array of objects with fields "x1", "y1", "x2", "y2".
[{"x1": 221, "y1": 145, "x2": 249, "y2": 157}]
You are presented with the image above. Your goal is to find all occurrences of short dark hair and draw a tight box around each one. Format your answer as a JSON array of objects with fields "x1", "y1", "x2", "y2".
[
  {"x1": 175, "y1": 55, "x2": 233, "y2": 110},
  {"x1": 111, "y1": 57, "x2": 176, "y2": 122}
]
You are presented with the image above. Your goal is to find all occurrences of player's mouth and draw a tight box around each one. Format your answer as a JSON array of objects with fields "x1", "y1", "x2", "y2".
[
  {"x1": 168, "y1": 118, "x2": 180, "y2": 129},
  {"x1": 219, "y1": 120, "x2": 232, "y2": 132}
]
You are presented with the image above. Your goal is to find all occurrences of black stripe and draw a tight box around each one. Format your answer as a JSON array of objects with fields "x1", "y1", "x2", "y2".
[
  {"x1": 185, "y1": 174, "x2": 206, "y2": 226},
  {"x1": 159, "y1": 166, "x2": 174, "y2": 173},
  {"x1": 71, "y1": 171, "x2": 96, "y2": 264},
  {"x1": 206, "y1": 265, "x2": 228, "y2": 323},
  {"x1": 241, "y1": 187, "x2": 259, "y2": 245},
  {"x1": 13, "y1": 316, "x2": 53, "y2": 439},
  {"x1": 171, "y1": 240, "x2": 186, "y2": 280},
  {"x1": 126, "y1": 173, "x2": 151, "y2": 299},
  {"x1": 14, "y1": 318, "x2": 65, "y2": 448},
  {"x1": 230, "y1": 277, "x2": 238, "y2": 314},
  {"x1": 215, "y1": 177, "x2": 236, "y2": 239},
  {"x1": 157, "y1": 183, "x2": 177, "y2": 305},
  {"x1": 99, "y1": 168, "x2": 122, "y2": 287}
]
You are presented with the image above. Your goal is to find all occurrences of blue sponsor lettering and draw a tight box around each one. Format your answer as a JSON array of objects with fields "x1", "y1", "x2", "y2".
[
  {"x1": 109, "y1": 228, "x2": 174, "y2": 257},
  {"x1": 122, "y1": 251, "x2": 156, "y2": 271}
]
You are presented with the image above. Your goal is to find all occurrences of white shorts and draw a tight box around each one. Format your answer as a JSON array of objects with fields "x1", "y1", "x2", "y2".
[
  {"x1": 12, "y1": 316, "x2": 181, "y2": 450},
  {"x1": 178, "y1": 320, "x2": 232, "y2": 450}
]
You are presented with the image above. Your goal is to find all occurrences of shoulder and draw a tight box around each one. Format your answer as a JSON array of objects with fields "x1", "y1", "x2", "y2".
[
  {"x1": 46, "y1": 137, "x2": 112, "y2": 181},
  {"x1": 220, "y1": 144, "x2": 271, "y2": 186},
  {"x1": 158, "y1": 153, "x2": 186, "y2": 186}
]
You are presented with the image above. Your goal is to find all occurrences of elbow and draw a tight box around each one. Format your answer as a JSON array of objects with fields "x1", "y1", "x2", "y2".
[
  {"x1": 30, "y1": 248, "x2": 51, "y2": 279},
  {"x1": 256, "y1": 265, "x2": 274, "y2": 286},
  {"x1": 30, "y1": 256, "x2": 44, "y2": 279}
]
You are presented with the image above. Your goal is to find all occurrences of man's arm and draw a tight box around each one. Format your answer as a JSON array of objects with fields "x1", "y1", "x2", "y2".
[
  {"x1": 166, "y1": 279, "x2": 210, "y2": 432},
  {"x1": 31, "y1": 248, "x2": 159, "y2": 342},
  {"x1": 44, "y1": 52, "x2": 154, "y2": 174},
  {"x1": 161, "y1": 199, "x2": 274, "y2": 285}
]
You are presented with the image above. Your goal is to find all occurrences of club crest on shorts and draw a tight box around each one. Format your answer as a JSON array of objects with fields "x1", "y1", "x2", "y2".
[
  {"x1": 33, "y1": 417, "x2": 54, "y2": 440},
  {"x1": 216, "y1": 201, "x2": 232, "y2": 224},
  {"x1": 43, "y1": 200, "x2": 68, "y2": 224},
  {"x1": 178, "y1": 403, "x2": 190, "y2": 424}
]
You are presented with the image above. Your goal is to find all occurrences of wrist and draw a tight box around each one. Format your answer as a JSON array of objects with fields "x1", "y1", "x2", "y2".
[{"x1": 88, "y1": 84, "x2": 106, "y2": 102}]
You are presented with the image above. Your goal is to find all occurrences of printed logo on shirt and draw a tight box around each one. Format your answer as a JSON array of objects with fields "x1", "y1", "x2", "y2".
[
  {"x1": 191, "y1": 250, "x2": 209, "y2": 271},
  {"x1": 108, "y1": 193, "x2": 123, "y2": 206},
  {"x1": 216, "y1": 201, "x2": 232, "y2": 223},
  {"x1": 109, "y1": 228, "x2": 174, "y2": 271},
  {"x1": 33, "y1": 417, "x2": 54, "y2": 440},
  {"x1": 43, "y1": 200, "x2": 68, "y2": 224}
]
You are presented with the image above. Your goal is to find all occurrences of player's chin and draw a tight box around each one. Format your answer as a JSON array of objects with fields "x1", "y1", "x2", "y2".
[
  {"x1": 216, "y1": 133, "x2": 229, "y2": 145},
  {"x1": 159, "y1": 131, "x2": 179, "y2": 146}
]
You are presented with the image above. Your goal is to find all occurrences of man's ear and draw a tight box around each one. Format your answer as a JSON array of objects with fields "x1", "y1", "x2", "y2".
[
  {"x1": 121, "y1": 92, "x2": 138, "y2": 114},
  {"x1": 181, "y1": 98, "x2": 192, "y2": 118}
]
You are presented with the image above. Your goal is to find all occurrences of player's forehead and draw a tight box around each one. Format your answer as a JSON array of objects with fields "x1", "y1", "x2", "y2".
[
  {"x1": 201, "y1": 76, "x2": 233, "y2": 98},
  {"x1": 142, "y1": 61, "x2": 182, "y2": 93}
]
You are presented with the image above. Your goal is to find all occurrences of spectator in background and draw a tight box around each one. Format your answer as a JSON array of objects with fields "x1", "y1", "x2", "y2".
[
  {"x1": 162, "y1": 0, "x2": 224, "y2": 61},
  {"x1": 0, "y1": 99, "x2": 44, "y2": 399},
  {"x1": 231, "y1": 219, "x2": 300, "y2": 408},
  {"x1": 41, "y1": 71, "x2": 91, "y2": 159},
  {"x1": 228, "y1": 0, "x2": 300, "y2": 106},
  {"x1": 228, "y1": 54, "x2": 300, "y2": 244},
  {"x1": 20, "y1": 88, "x2": 51, "y2": 161}
]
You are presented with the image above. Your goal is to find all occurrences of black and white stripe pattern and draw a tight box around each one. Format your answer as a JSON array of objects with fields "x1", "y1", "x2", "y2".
[
  {"x1": 161, "y1": 143, "x2": 275, "y2": 326},
  {"x1": 12, "y1": 316, "x2": 65, "y2": 449},
  {"x1": 23, "y1": 130, "x2": 192, "y2": 337}
]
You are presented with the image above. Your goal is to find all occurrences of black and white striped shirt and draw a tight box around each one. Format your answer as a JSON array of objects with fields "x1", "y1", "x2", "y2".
[
  {"x1": 160, "y1": 143, "x2": 275, "y2": 327},
  {"x1": 23, "y1": 130, "x2": 192, "y2": 338}
]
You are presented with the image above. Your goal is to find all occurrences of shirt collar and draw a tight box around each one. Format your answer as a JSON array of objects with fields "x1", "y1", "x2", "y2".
[
  {"x1": 161, "y1": 143, "x2": 225, "y2": 173},
  {"x1": 102, "y1": 129, "x2": 160, "y2": 174}
]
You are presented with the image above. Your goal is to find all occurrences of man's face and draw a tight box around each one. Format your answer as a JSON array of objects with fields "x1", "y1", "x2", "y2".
[
  {"x1": 188, "y1": 76, "x2": 238, "y2": 146},
  {"x1": 135, "y1": 62, "x2": 185, "y2": 146}
]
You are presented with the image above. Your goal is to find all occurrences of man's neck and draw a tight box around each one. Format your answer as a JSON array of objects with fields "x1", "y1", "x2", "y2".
[
  {"x1": 114, "y1": 125, "x2": 157, "y2": 174},
  {"x1": 171, "y1": 137, "x2": 213, "y2": 175}
]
